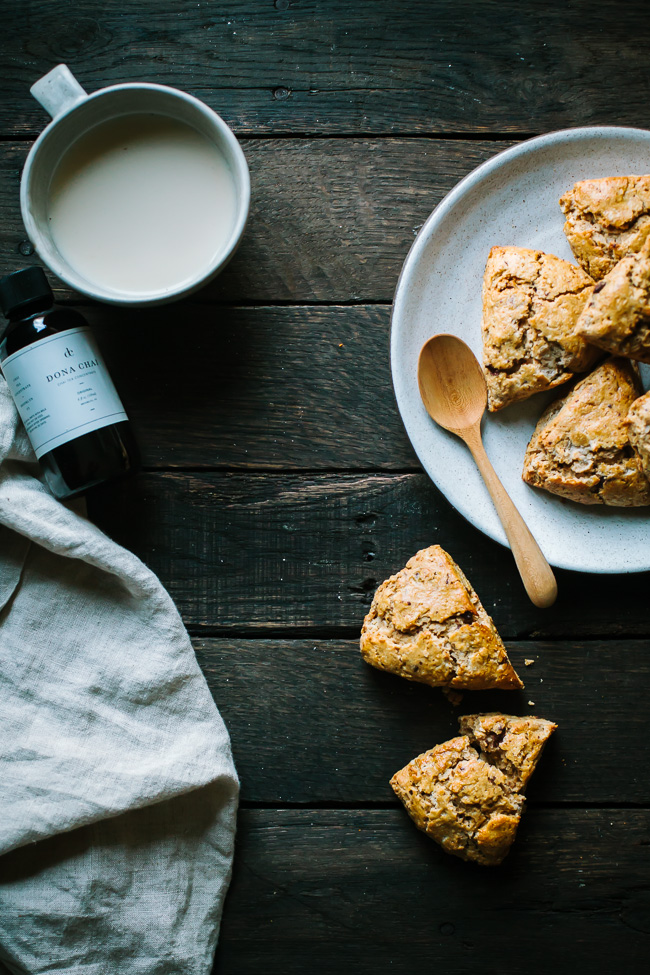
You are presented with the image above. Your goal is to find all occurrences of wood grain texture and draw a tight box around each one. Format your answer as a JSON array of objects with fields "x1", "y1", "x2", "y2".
[
  {"x1": 89, "y1": 471, "x2": 650, "y2": 637},
  {"x1": 89, "y1": 305, "x2": 415, "y2": 470},
  {"x1": 214, "y1": 808, "x2": 650, "y2": 974},
  {"x1": 3, "y1": 4, "x2": 650, "y2": 973},
  {"x1": 3, "y1": 1, "x2": 650, "y2": 136},
  {"x1": 197, "y1": 637, "x2": 650, "y2": 804},
  {"x1": 0, "y1": 137, "x2": 513, "y2": 302}
]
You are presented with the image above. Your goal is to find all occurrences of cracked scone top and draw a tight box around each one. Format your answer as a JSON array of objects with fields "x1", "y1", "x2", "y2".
[
  {"x1": 458, "y1": 712, "x2": 557, "y2": 791},
  {"x1": 360, "y1": 546, "x2": 523, "y2": 690},
  {"x1": 522, "y1": 357, "x2": 650, "y2": 506},
  {"x1": 481, "y1": 246, "x2": 598, "y2": 412},
  {"x1": 575, "y1": 239, "x2": 650, "y2": 363},
  {"x1": 390, "y1": 714, "x2": 556, "y2": 866},
  {"x1": 560, "y1": 175, "x2": 650, "y2": 280}
]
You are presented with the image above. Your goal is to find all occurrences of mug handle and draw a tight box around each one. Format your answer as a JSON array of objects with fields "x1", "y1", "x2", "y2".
[{"x1": 30, "y1": 64, "x2": 87, "y2": 119}]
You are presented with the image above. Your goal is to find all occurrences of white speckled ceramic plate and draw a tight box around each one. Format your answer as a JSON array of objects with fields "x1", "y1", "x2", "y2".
[{"x1": 391, "y1": 126, "x2": 650, "y2": 574}]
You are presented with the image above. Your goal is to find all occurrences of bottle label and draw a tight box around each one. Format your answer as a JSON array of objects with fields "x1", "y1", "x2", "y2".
[{"x1": 1, "y1": 326, "x2": 128, "y2": 459}]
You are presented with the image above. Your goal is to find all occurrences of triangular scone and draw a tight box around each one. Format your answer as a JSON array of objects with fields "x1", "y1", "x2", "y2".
[
  {"x1": 627, "y1": 390, "x2": 650, "y2": 480},
  {"x1": 482, "y1": 246, "x2": 598, "y2": 412},
  {"x1": 522, "y1": 358, "x2": 650, "y2": 506},
  {"x1": 458, "y1": 712, "x2": 557, "y2": 791},
  {"x1": 360, "y1": 546, "x2": 523, "y2": 690},
  {"x1": 390, "y1": 737, "x2": 524, "y2": 866},
  {"x1": 390, "y1": 714, "x2": 556, "y2": 866},
  {"x1": 575, "y1": 238, "x2": 650, "y2": 363},
  {"x1": 560, "y1": 175, "x2": 650, "y2": 280}
]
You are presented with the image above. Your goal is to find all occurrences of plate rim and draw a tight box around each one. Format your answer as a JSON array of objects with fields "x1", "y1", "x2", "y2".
[{"x1": 390, "y1": 124, "x2": 650, "y2": 575}]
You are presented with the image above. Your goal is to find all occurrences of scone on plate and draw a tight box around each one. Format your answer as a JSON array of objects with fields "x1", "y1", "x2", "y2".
[
  {"x1": 482, "y1": 246, "x2": 598, "y2": 412},
  {"x1": 390, "y1": 713, "x2": 556, "y2": 866},
  {"x1": 560, "y1": 175, "x2": 650, "y2": 280},
  {"x1": 360, "y1": 546, "x2": 523, "y2": 690},
  {"x1": 575, "y1": 239, "x2": 650, "y2": 363},
  {"x1": 522, "y1": 357, "x2": 650, "y2": 506},
  {"x1": 626, "y1": 390, "x2": 650, "y2": 481}
]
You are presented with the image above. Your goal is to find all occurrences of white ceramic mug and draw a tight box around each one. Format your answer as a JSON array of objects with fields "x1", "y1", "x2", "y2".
[{"x1": 21, "y1": 65, "x2": 250, "y2": 306}]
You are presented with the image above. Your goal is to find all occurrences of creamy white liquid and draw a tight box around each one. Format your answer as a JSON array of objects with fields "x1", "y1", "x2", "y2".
[{"x1": 48, "y1": 114, "x2": 237, "y2": 294}]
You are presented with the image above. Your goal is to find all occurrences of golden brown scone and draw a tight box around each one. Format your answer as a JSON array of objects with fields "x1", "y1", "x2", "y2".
[
  {"x1": 360, "y1": 546, "x2": 523, "y2": 690},
  {"x1": 575, "y1": 239, "x2": 650, "y2": 362},
  {"x1": 458, "y1": 712, "x2": 557, "y2": 791},
  {"x1": 390, "y1": 713, "x2": 556, "y2": 866},
  {"x1": 522, "y1": 357, "x2": 650, "y2": 506},
  {"x1": 390, "y1": 736, "x2": 525, "y2": 867},
  {"x1": 626, "y1": 390, "x2": 650, "y2": 480},
  {"x1": 560, "y1": 176, "x2": 650, "y2": 280},
  {"x1": 482, "y1": 246, "x2": 598, "y2": 412}
]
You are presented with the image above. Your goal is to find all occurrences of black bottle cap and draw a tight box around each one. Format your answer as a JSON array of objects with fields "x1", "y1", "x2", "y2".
[{"x1": 0, "y1": 266, "x2": 54, "y2": 320}]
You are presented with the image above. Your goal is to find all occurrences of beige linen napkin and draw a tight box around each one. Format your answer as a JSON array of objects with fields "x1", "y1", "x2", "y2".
[{"x1": 0, "y1": 380, "x2": 239, "y2": 974}]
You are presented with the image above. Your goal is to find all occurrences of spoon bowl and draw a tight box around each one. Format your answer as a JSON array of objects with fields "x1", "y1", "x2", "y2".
[
  {"x1": 417, "y1": 333, "x2": 557, "y2": 609},
  {"x1": 418, "y1": 334, "x2": 487, "y2": 431}
]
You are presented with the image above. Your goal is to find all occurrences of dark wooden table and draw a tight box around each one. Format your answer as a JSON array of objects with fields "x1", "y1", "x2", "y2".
[{"x1": 3, "y1": 2, "x2": 650, "y2": 972}]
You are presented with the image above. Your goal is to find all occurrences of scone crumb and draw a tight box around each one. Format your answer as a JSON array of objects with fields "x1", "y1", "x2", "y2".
[
  {"x1": 442, "y1": 688, "x2": 464, "y2": 706},
  {"x1": 524, "y1": 658, "x2": 535, "y2": 667},
  {"x1": 528, "y1": 700, "x2": 535, "y2": 706}
]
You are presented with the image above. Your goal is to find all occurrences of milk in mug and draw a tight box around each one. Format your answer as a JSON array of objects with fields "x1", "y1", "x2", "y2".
[{"x1": 47, "y1": 114, "x2": 238, "y2": 295}]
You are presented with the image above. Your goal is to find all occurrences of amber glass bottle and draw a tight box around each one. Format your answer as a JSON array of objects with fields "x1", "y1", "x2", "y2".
[{"x1": 0, "y1": 266, "x2": 138, "y2": 498}]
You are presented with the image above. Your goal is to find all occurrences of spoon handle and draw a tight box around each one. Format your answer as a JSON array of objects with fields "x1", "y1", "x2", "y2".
[{"x1": 465, "y1": 428, "x2": 558, "y2": 608}]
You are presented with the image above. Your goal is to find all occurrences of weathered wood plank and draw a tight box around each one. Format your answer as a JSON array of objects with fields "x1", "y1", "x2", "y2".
[
  {"x1": 197, "y1": 638, "x2": 650, "y2": 804},
  {"x1": 89, "y1": 305, "x2": 414, "y2": 470},
  {"x1": 3, "y1": 2, "x2": 650, "y2": 137},
  {"x1": 0, "y1": 138, "x2": 514, "y2": 302},
  {"x1": 89, "y1": 472, "x2": 650, "y2": 637},
  {"x1": 214, "y1": 808, "x2": 650, "y2": 974}
]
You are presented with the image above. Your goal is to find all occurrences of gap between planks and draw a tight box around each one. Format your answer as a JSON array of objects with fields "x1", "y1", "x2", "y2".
[
  {"x1": 237, "y1": 800, "x2": 650, "y2": 811},
  {"x1": 0, "y1": 131, "x2": 533, "y2": 144}
]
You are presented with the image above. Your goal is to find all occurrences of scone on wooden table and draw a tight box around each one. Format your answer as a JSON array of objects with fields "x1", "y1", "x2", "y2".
[
  {"x1": 626, "y1": 390, "x2": 650, "y2": 481},
  {"x1": 482, "y1": 246, "x2": 597, "y2": 412},
  {"x1": 390, "y1": 714, "x2": 556, "y2": 866},
  {"x1": 575, "y1": 239, "x2": 650, "y2": 362},
  {"x1": 522, "y1": 357, "x2": 650, "y2": 506},
  {"x1": 360, "y1": 546, "x2": 523, "y2": 690},
  {"x1": 390, "y1": 737, "x2": 524, "y2": 867},
  {"x1": 559, "y1": 175, "x2": 650, "y2": 280}
]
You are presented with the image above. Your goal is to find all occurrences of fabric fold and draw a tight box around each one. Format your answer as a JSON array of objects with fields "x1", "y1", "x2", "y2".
[{"x1": 0, "y1": 379, "x2": 238, "y2": 973}]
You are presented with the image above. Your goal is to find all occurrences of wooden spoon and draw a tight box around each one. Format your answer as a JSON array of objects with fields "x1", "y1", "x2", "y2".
[{"x1": 417, "y1": 333, "x2": 557, "y2": 609}]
